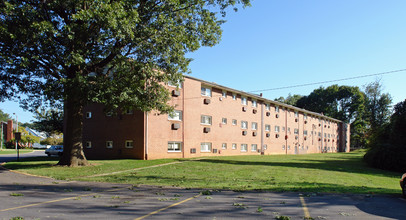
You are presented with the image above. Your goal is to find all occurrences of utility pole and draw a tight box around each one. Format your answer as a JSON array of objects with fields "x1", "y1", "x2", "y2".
[
  {"x1": 13, "y1": 113, "x2": 18, "y2": 150},
  {"x1": 1, "y1": 122, "x2": 3, "y2": 150}
]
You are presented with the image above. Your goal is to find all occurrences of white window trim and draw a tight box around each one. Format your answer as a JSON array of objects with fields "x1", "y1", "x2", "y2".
[
  {"x1": 125, "y1": 140, "x2": 134, "y2": 148},
  {"x1": 85, "y1": 141, "x2": 92, "y2": 149},
  {"x1": 106, "y1": 141, "x2": 113, "y2": 149},
  {"x1": 168, "y1": 110, "x2": 183, "y2": 121},
  {"x1": 265, "y1": 104, "x2": 270, "y2": 111},
  {"x1": 222, "y1": 118, "x2": 227, "y2": 124},
  {"x1": 201, "y1": 86, "x2": 212, "y2": 97},
  {"x1": 232, "y1": 143, "x2": 237, "y2": 150},
  {"x1": 265, "y1": 124, "x2": 270, "y2": 132},
  {"x1": 241, "y1": 121, "x2": 248, "y2": 129},
  {"x1": 200, "y1": 142, "x2": 212, "y2": 152},
  {"x1": 232, "y1": 119, "x2": 237, "y2": 126},
  {"x1": 251, "y1": 144, "x2": 257, "y2": 152},
  {"x1": 252, "y1": 99, "x2": 257, "y2": 108},
  {"x1": 200, "y1": 115, "x2": 212, "y2": 125},
  {"x1": 241, "y1": 144, "x2": 248, "y2": 152},
  {"x1": 168, "y1": 142, "x2": 182, "y2": 152},
  {"x1": 232, "y1": 93, "x2": 237, "y2": 100},
  {"x1": 252, "y1": 122, "x2": 258, "y2": 130},
  {"x1": 222, "y1": 143, "x2": 227, "y2": 150},
  {"x1": 86, "y1": 112, "x2": 92, "y2": 119},
  {"x1": 241, "y1": 96, "x2": 247, "y2": 105},
  {"x1": 222, "y1": 91, "x2": 227, "y2": 98}
]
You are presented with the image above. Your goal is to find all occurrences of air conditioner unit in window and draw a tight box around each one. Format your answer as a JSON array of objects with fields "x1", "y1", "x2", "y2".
[
  {"x1": 172, "y1": 90, "x2": 180, "y2": 97},
  {"x1": 266, "y1": 133, "x2": 270, "y2": 137},
  {"x1": 203, "y1": 127, "x2": 210, "y2": 133},
  {"x1": 172, "y1": 123, "x2": 180, "y2": 130},
  {"x1": 190, "y1": 148, "x2": 196, "y2": 154},
  {"x1": 276, "y1": 134, "x2": 279, "y2": 138},
  {"x1": 295, "y1": 118, "x2": 298, "y2": 122},
  {"x1": 204, "y1": 98, "x2": 211, "y2": 104},
  {"x1": 242, "y1": 130, "x2": 247, "y2": 136},
  {"x1": 276, "y1": 114, "x2": 279, "y2": 118},
  {"x1": 266, "y1": 112, "x2": 270, "y2": 116},
  {"x1": 252, "y1": 131, "x2": 257, "y2": 136},
  {"x1": 213, "y1": 149, "x2": 217, "y2": 153},
  {"x1": 253, "y1": 109, "x2": 257, "y2": 114},
  {"x1": 242, "y1": 106, "x2": 247, "y2": 112}
]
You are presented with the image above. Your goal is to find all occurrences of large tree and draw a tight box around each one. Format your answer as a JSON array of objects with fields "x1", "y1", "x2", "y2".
[
  {"x1": 0, "y1": 0, "x2": 250, "y2": 166},
  {"x1": 363, "y1": 80, "x2": 392, "y2": 135}
]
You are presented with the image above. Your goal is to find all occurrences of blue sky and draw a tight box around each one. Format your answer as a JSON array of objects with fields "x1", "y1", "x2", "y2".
[{"x1": 1, "y1": 0, "x2": 406, "y2": 123}]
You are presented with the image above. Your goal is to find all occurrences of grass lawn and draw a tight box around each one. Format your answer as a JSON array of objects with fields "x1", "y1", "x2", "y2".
[
  {"x1": 3, "y1": 150, "x2": 403, "y2": 195},
  {"x1": 0, "y1": 149, "x2": 33, "y2": 155}
]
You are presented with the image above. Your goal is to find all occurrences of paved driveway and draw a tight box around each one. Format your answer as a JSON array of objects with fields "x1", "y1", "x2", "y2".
[
  {"x1": 0, "y1": 165, "x2": 405, "y2": 219},
  {"x1": 0, "y1": 150, "x2": 47, "y2": 163}
]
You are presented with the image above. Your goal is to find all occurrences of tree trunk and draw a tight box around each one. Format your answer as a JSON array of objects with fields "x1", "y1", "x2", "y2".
[{"x1": 58, "y1": 84, "x2": 89, "y2": 167}]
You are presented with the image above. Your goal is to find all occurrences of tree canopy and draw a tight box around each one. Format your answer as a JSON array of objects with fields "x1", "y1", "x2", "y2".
[{"x1": 0, "y1": 0, "x2": 251, "y2": 166}]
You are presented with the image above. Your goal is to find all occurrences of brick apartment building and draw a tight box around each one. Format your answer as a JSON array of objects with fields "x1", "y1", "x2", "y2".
[{"x1": 83, "y1": 76, "x2": 350, "y2": 160}]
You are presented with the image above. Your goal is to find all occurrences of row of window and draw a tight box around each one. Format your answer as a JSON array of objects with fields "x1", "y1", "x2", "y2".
[
  {"x1": 200, "y1": 142, "x2": 258, "y2": 152},
  {"x1": 85, "y1": 140, "x2": 134, "y2": 149}
]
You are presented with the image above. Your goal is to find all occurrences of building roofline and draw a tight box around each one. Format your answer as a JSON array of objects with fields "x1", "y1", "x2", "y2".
[{"x1": 184, "y1": 75, "x2": 343, "y2": 123}]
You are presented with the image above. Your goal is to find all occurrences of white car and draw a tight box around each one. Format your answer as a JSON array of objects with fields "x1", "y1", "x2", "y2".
[{"x1": 45, "y1": 145, "x2": 63, "y2": 157}]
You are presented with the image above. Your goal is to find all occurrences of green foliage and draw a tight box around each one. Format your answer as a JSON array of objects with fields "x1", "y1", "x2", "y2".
[
  {"x1": 0, "y1": 0, "x2": 251, "y2": 165},
  {"x1": 295, "y1": 84, "x2": 366, "y2": 148},
  {"x1": 32, "y1": 108, "x2": 63, "y2": 135},
  {"x1": 364, "y1": 99, "x2": 406, "y2": 172},
  {"x1": 363, "y1": 81, "x2": 392, "y2": 134},
  {"x1": 274, "y1": 93, "x2": 303, "y2": 106},
  {"x1": 40, "y1": 134, "x2": 63, "y2": 145},
  {"x1": 0, "y1": 109, "x2": 11, "y2": 122}
]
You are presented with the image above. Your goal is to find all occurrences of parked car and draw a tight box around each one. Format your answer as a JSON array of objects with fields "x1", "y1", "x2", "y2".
[
  {"x1": 401, "y1": 173, "x2": 406, "y2": 198},
  {"x1": 45, "y1": 145, "x2": 63, "y2": 157}
]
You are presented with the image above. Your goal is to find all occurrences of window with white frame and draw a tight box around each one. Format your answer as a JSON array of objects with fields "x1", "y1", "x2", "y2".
[
  {"x1": 275, "y1": 126, "x2": 280, "y2": 133},
  {"x1": 232, "y1": 143, "x2": 237, "y2": 150},
  {"x1": 241, "y1": 120, "x2": 248, "y2": 129},
  {"x1": 232, "y1": 93, "x2": 237, "y2": 100},
  {"x1": 241, "y1": 144, "x2": 248, "y2": 152},
  {"x1": 222, "y1": 91, "x2": 227, "y2": 98},
  {"x1": 168, "y1": 110, "x2": 182, "y2": 121},
  {"x1": 168, "y1": 142, "x2": 182, "y2": 152},
  {"x1": 252, "y1": 122, "x2": 258, "y2": 130},
  {"x1": 200, "y1": 142, "x2": 212, "y2": 152},
  {"x1": 241, "y1": 96, "x2": 247, "y2": 105},
  {"x1": 294, "y1": 129, "x2": 299, "y2": 134},
  {"x1": 265, "y1": 103, "x2": 270, "y2": 111},
  {"x1": 86, "y1": 112, "x2": 92, "y2": 119},
  {"x1": 168, "y1": 80, "x2": 182, "y2": 88},
  {"x1": 222, "y1": 143, "x2": 227, "y2": 150},
  {"x1": 265, "y1": 124, "x2": 270, "y2": 131},
  {"x1": 251, "y1": 144, "x2": 257, "y2": 151},
  {"x1": 85, "y1": 141, "x2": 92, "y2": 148},
  {"x1": 303, "y1": 130, "x2": 308, "y2": 135},
  {"x1": 201, "y1": 115, "x2": 212, "y2": 125},
  {"x1": 232, "y1": 119, "x2": 237, "y2": 125},
  {"x1": 304, "y1": 114, "x2": 307, "y2": 120},
  {"x1": 106, "y1": 141, "x2": 113, "y2": 149},
  {"x1": 125, "y1": 140, "x2": 134, "y2": 148},
  {"x1": 222, "y1": 118, "x2": 227, "y2": 124},
  {"x1": 282, "y1": 126, "x2": 286, "y2": 132},
  {"x1": 252, "y1": 99, "x2": 257, "y2": 108},
  {"x1": 275, "y1": 106, "x2": 279, "y2": 112},
  {"x1": 294, "y1": 111, "x2": 299, "y2": 118},
  {"x1": 201, "y1": 86, "x2": 211, "y2": 97}
]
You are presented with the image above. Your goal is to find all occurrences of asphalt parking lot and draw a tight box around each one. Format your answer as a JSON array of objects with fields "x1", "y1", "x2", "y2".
[{"x1": 0, "y1": 164, "x2": 405, "y2": 220}]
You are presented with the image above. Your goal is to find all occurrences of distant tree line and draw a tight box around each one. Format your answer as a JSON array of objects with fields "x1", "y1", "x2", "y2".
[{"x1": 276, "y1": 80, "x2": 405, "y2": 172}]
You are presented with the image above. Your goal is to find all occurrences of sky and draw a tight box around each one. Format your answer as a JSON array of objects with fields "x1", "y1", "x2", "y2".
[{"x1": 1, "y1": 0, "x2": 406, "y2": 123}]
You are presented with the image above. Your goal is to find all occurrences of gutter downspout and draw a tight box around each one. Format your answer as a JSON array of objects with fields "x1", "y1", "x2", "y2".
[
  {"x1": 285, "y1": 109, "x2": 288, "y2": 155},
  {"x1": 260, "y1": 102, "x2": 264, "y2": 155},
  {"x1": 182, "y1": 85, "x2": 185, "y2": 159},
  {"x1": 145, "y1": 112, "x2": 148, "y2": 160}
]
